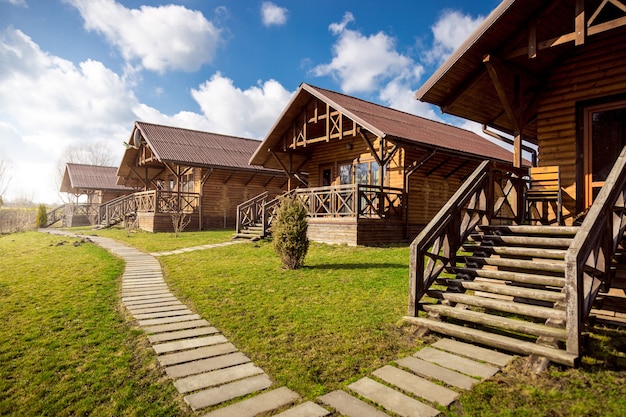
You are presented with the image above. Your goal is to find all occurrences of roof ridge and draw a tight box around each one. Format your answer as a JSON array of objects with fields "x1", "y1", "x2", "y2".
[
  {"x1": 135, "y1": 120, "x2": 262, "y2": 143},
  {"x1": 302, "y1": 83, "x2": 487, "y2": 138}
]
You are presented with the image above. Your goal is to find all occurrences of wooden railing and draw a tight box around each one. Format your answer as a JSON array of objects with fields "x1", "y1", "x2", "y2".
[
  {"x1": 294, "y1": 184, "x2": 404, "y2": 219},
  {"x1": 564, "y1": 145, "x2": 626, "y2": 357},
  {"x1": 45, "y1": 205, "x2": 66, "y2": 227},
  {"x1": 236, "y1": 191, "x2": 269, "y2": 235},
  {"x1": 100, "y1": 191, "x2": 200, "y2": 227},
  {"x1": 408, "y1": 161, "x2": 527, "y2": 316}
]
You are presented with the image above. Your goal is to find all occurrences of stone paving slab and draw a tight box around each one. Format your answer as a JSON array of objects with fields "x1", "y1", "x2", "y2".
[
  {"x1": 184, "y1": 374, "x2": 272, "y2": 411},
  {"x1": 174, "y1": 362, "x2": 265, "y2": 394},
  {"x1": 396, "y1": 356, "x2": 477, "y2": 390},
  {"x1": 126, "y1": 300, "x2": 184, "y2": 311},
  {"x1": 133, "y1": 309, "x2": 194, "y2": 320},
  {"x1": 318, "y1": 390, "x2": 390, "y2": 417},
  {"x1": 415, "y1": 348, "x2": 499, "y2": 379},
  {"x1": 127, "y1": 304, "x2": 188, "y2": 315},
  {"x1": 165, "y1": 351, "x2": 251, "y2": 379},
  {"x1": 122, "y1": 290, "x2": 173, "y2": 298},
  {"x1": 153, "y1": 334, "x2": 228, "y2": 354},
  {"x1": 432, "y1": 339, "x2": 513, "y2": 367},
  {"x1": 123, "y1": 296, "x2": 179, "y2": 307},
  {"x1": 157, "y1": 342, "x2": 239, "y2": 367},
  {"x1": 349, "y1": 377, "x2": 440, "y2": 417},
  {"x1": 273, "y1": 401, "x2": 330, "y2": 417},
  {"x1": 148, "y1": 326, "x2": 219, "y2": 344},
  {"x1": 122, "y1": 293, "x2": 174, "y2": 304},
  {"x1": 138, "y1": 314, "x2": 201, "y2": 326},
  {"x1": 122, "y1": 286, "x2": 169, "y2": 293},
  {"x1": 122, "y1": 280, "x2": 166, "y2": 286},
  {"x1": 201, "y1": 386, "x2": 300, "y2": 417},
  {"x1": 143, "y1": 319, "x2": 212, "y2": 335},
  {"x1": 373, "y1": 365, "x2": 458, "y2": 406}
]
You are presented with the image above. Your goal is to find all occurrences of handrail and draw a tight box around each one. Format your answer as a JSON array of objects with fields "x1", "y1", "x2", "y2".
[
  {"x1": 564, "y1": 145, "x2": 626, "y2": 357},
  {"x1": 236, "y1": 191, "x2": 269, "y2": 234},
  {"x1": 45, "y1": 204, "x2": 66, "y2": 227},
  {"x1": 408, "y1": 160, "x2": 527, "y2": 316},
  {"x1": 294, "y1": 184, "x2": 404, "y2": 219}
]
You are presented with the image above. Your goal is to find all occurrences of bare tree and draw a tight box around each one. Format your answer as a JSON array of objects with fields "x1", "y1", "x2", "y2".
[
  {"x1": 0, "y1": 157, "x2": 12, "y2": 206},
  {"x1": 55, "y1": 141, "x2": 117, "y2": 202}
]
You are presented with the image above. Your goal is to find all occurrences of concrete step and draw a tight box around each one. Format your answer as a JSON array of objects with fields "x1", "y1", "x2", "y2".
[
  {"x1": 153, "y1": 334, "x2": 228, "y2": 355},
  {"x1": 395, "y1": 356, "x2": 478, "y2": 390},
  {"x1": 273, "y1": 401, "x2": 330, "y2": 417},
  {"x1": 173, "y1": 362, "x2": 265, "y2": 394},
  {"x1": 432, "y1": 338, "x2": 513, "y2": 367},
  {"x1": 318, "y1": 390, "x2": 391, "y2": 417},
  {"x1": 157, "y1": 343, "x2": 239, "y2": 367},
  {"x1": 184, "y1": 374, "x2": 272, "y2": 411},
  {"x1": 165, "y1": 351, "x2": 251, "y2": 379},
  {"x1": 372, "y1": 365, "x2": 458, "y2": 406},
  {"x1": 349, "y1": 377, "x2": 439, "y2": 417},
  {"x1": 415, "y1": 347, "x2": 500, "y2": 379},
  {"x1": 202, "y1": 387, "x2": 300, "y2": 417}
]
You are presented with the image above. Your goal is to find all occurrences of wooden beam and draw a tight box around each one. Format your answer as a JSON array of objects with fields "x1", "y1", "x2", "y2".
[
  {"x1": 444, "y1": 159, "x2": 470, "y2": 179},
  {"x1": 483, "y1": 54, "x2": 520, "y2": 132},
  {"x1": 575, "y1": 0, "x2": 586, "y2": 46},
  {"x1": 426, "y1": 158, "x2": 449, "y2": 177},
  {"x1": 528, "y1": 19, "x2": 537, "y2": 58}
]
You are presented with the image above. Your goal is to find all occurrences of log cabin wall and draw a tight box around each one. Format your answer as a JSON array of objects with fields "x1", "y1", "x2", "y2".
[
  {"x1": 303, "y1": 132, "x2": 404, "y2": 189},
  {"x1": 404, "y1": 148, "x2": 479, "y2": 238},
  {"x1": 199, "y1": 167, "x2": 286, "y2": 229},
  {"x1": 537, "y1": 32, "x2": 626, "y2": 223}
]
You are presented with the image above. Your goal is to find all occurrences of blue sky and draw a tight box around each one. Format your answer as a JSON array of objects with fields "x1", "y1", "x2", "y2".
[{"x1": 0, "y1": 0, "x2": 502, "y2": 204}]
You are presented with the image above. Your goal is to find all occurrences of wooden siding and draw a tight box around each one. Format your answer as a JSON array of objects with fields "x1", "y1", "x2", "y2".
[
  {"x1": 304, "y1": 132, "x2": 403, "y2": 189},
  {"x1": 537, "y1": 32, "x2": 626, "y2": 223},
  {"x1": 137, "y1": 212, "x2": 201, "y2": 233},
  {"x1": 307, "y1": 218, "x2": 405, "y2": 246},
  {"x1": 199, "y1": 168, "x2": 286, "y2": 229},
  {"x1": 404, "y1": 148, "x2": 481, "y2": 234}
]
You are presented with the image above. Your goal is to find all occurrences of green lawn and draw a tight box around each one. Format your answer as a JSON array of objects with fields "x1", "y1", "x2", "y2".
[
  {"x1": 2, "y1": 228, "x2": 626, "y2": 416},
  {"x1": 0, "y1": 231, "x2": 192, "y2": 416}
]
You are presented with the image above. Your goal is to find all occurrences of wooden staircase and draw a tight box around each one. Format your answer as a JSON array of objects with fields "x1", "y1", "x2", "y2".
[{"x1": 406, "y1": 224, "x2": 579, "y2": 366}]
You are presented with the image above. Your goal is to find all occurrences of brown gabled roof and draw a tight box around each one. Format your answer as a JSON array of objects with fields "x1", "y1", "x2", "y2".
[
  {"x1": 414, "y1": 0, "x2": 608, "y2": 142},
  {"x1": 250, "y1": 83, "x2": 515, "y2": 168},
  {"x1": 61, "y1": 163, "x2": 133, "y2": 194},
  {"x1": 117, "y1": 122, "x2": 281, "y2": 184}
]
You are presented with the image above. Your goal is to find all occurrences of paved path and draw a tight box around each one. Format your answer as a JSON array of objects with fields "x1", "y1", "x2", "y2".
[{"x1": 42, "y1": 229, "x2": 515, "y2": 416}]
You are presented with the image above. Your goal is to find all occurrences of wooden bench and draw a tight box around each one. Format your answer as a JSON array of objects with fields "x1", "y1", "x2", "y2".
[{"x1": 526, "y1": 165, "x2": 562, "y2": 225}]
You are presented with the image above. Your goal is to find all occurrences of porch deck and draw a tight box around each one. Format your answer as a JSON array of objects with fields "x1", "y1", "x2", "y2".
[{"x1": 235, "y1": 184, "x2": 405, "y2": 245}]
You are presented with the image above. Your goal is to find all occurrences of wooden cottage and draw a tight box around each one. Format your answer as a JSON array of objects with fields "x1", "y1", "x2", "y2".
[
  {"x1": 51, "y1": 163, "x2": 133, "y2": 227},
  {"x1": 246, "y1": 83, "x2": 516, "y2": 245},
  {"x1": 407, "y1": 0, "x2": 626, "y2": 367},
  {"x1": 111, "y1": 121, "x2": 286, "y2": 232}
]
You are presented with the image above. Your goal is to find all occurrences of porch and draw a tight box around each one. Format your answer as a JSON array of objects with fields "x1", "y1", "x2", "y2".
[
  {"x1": 98, "y1": 190, "x2": 200, "y2": 232},
  {"x1": 235, "y1": 184, "x2": 405, "y2": 245}
]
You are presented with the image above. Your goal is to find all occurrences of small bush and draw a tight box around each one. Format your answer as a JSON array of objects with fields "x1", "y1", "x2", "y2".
[
  {"x1": 272, "y1": 195, "x2": 309, "y2": 269},
  {"x1": 35, "y1": 204, "x2": 48, "y2": 228}
]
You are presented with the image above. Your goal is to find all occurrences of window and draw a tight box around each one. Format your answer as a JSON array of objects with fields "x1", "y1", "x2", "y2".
[{"x1": 339, "y1": 163, "x2": 353, "y2": 185}]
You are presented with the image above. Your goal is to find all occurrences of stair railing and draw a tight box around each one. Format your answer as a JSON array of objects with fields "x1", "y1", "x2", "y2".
[
  {"x1": 564, "y1": 145, "x2": 626, "y2": 357},
  {"x1": 408, "y1": 160, "x2": 527, "y2": 316},
  {"x1": 45, "y1": 204, "x2": 67, "y2": 227},
  {"x1": 101, "y1": 193, "x2": 138, "y2": 227},
  {"x1": 236, "y1": 191, "x2": 269, "y2": 235}
]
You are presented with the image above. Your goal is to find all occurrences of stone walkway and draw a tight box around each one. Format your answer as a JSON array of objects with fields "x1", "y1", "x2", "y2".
[{"x1": 42, "y1": 229, "x2": 514, "y2": 416}]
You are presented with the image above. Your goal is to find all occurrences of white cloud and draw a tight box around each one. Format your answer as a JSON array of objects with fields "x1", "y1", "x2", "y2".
[
  {"x1": 312, "y1": 13, "x2": 421, "y2": 95},
  {"x1": 0, "y1": 28, "x2": 138, "y2": 203},
  {"x1": 424, "y1": 10, "x2": 485, "y2": 65},
  {"x1": 0, "y1": 17, "x2": 302, "y2": 204},
  {"x1": 66, "y1": 0, "x2": 221, "y2": 73},
  {"x1": 261, "y1": 2, "x2": 288, "y2": 27},
  {"x1": 2, "y1": 0, "x2": 28, "y2": 7},
  {"x1": 190, "y1": 73, "x2": 293, "y2": 139}
]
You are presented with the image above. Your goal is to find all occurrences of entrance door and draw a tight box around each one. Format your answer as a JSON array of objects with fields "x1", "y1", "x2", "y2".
[
  {"x1": 319, "y1": 165, "x2": 333, "y2": 187},
  {"x1": 583, "y1": 100, "x2": 626, "y2": 208}
]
